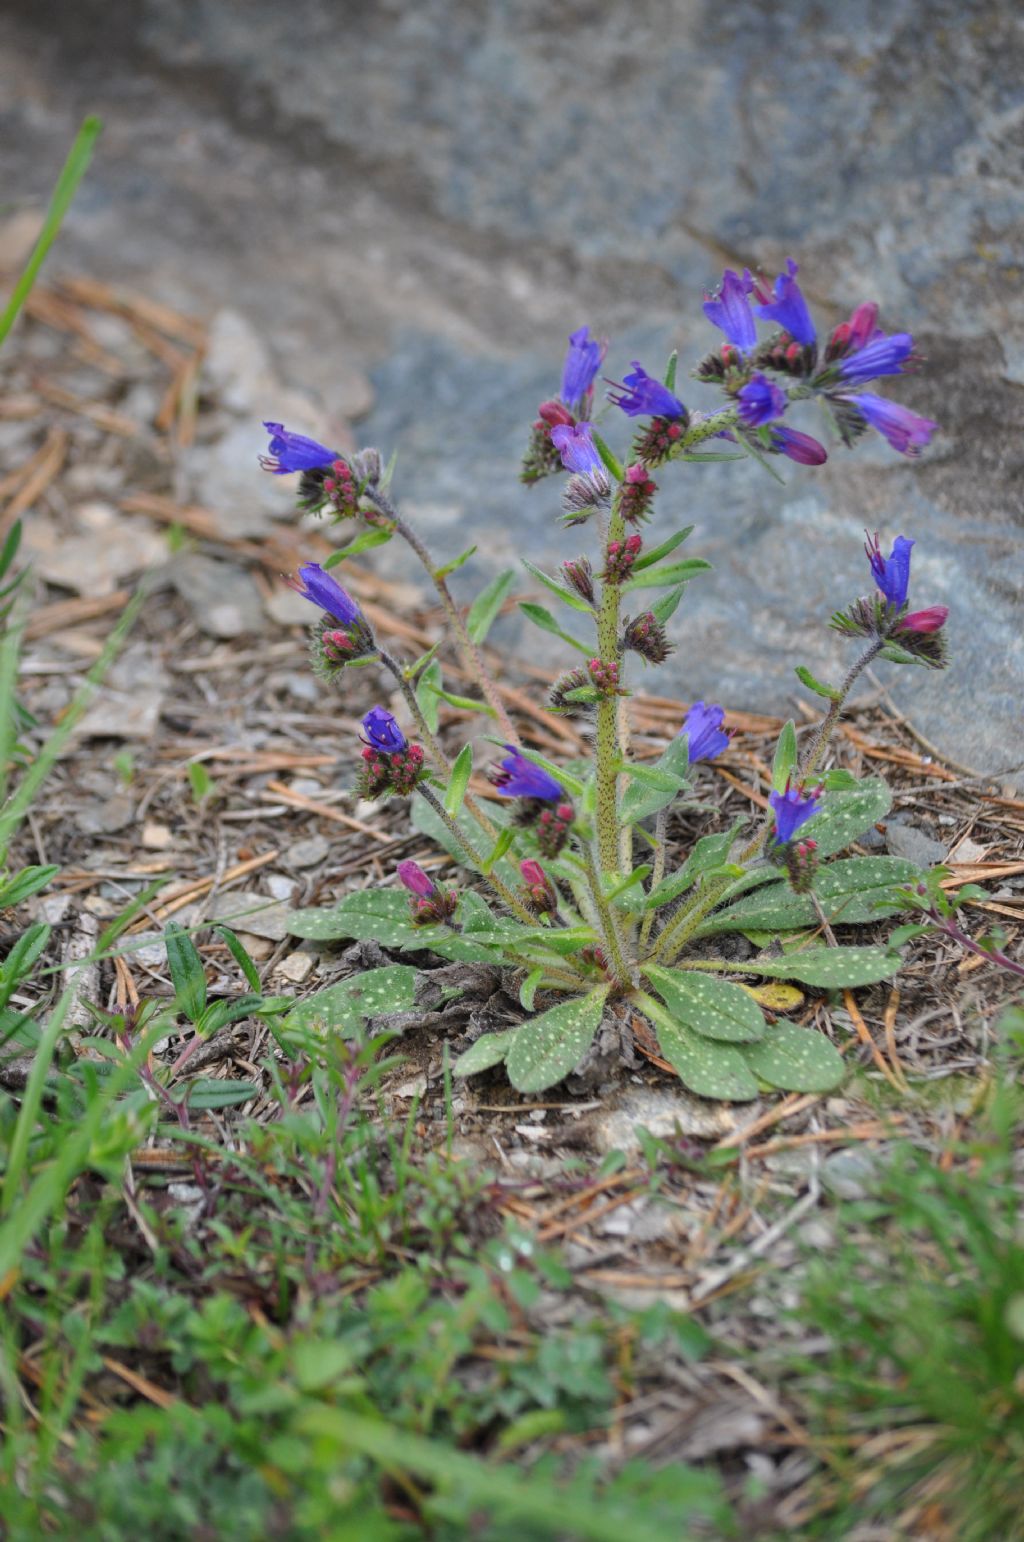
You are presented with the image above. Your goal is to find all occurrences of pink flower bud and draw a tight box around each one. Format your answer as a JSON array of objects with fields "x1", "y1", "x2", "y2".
[
  {"x1": 397, "y1": 860, "x2": 436, "y2": 899},
  {"x1": 537, "y1": 399, "x2": 575, "y2": 428},
  {"x1": 899, "y1": 606, "x2": 948, "y2": 634},
  {"x1": 519, "y1": 860, "x2": 547, "y2": 887}
]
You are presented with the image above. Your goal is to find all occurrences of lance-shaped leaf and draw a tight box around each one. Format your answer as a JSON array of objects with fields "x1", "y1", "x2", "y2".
[
  {"x1": 467, "y1": 568, "x2": 516, "y2": 644},
  {"x1": 630, "y1": 525, "x2": 694, "y2": 571},
  {"x1": 521, "y1": 559, "x2": 595, "y2": 614},
  {"x1": 444, "y1": 742, "x2": 474, "y2": 816},
  {"x1": 741, "y1": 1022, "x2": 845, "y2": 1092},
  {"x1": 416, "y1": 659, "x2": 443, "y2": 732},
  {"x1": 506, "y1": 987, "x2": 610, "y2": 1093},
  {"x1": 621, "y1": 734, "x2": 692, "y2": 824},
  {"x1": 284, "y1": 965, "x2": 418, "y2": 1033},
  {"x1": 454, "y1": 1028, "x2": 516, "y2": 1077},
  {"x1": 771, "y1": 720, "x2": 798, "y2": 792},
  {"x1": 794, "y1": 663, "x2": 842, "y2": 702},
  {"x1": 636, "y1": 823, "x2": 745, "y2": 912},
  {"x1": 797, "y1": 778, "x2": 893, "y2": 859},
  {"x1": 713, "y1": 944, "x2": 901, "y2": 989},
  {"x1": 644, "y1": 964, "x2": 766, "y2": 1042},
  {"x1": 639, "y1": 994, "x2": 759, "y2": 1101},
  {"x1": 518, "y1": 602, "x2": 591, "y2": 655},
  {"x1": 694, "y1": 857, "x2": 919, "y2": 936},
  {"x1": 165, "y1": 922, "x2": 207, "y2": 1025},
  {"x1": 650, "y1": 584, "x2": 687, "y2": 625},
  {"x1": 434, "y1": 544, "x2": 477, "y2": 580},
  {"x1": 324, "y1": 525, "x2": 393, "y2": 565},
  {"x1": 286, "y1": 889, "x2": 497, "y2": 962},
  {"x1": 621, "y1": 558, "x2": 711, "y2": 592}
]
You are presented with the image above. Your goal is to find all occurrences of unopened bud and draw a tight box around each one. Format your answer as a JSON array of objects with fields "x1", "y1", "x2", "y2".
[
  {"x1": 562, "y1": 557, "x2": 595, "y2": 603},
  {"x1": 536, "y1": 801, "x2": 574, "y2": 858},
  {"x1": 602, "y1": 533, "x2": 643, "y2": 582},
  {"x1": 622, "y1": 611, "x2": 673, "y2": 664},
  {"x1": 587, "y1": 657, "x2": 621, "y2": 694},
  {"x1": 352, "y1": 446, "x2": 382, "y2": 485},
  {"x1": 519, "y1": 858, "x2": 559, "y2": 917}
]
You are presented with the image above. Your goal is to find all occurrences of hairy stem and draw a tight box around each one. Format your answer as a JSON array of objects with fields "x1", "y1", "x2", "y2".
[
  {"x1": 415, "y1": 784, "x2": 535, "y2": 926},
  {"x1": 638, "y1": 809, "x2": 668, "y2": 951},
  {"x1": 594, "y1": 504, "x2": 627, "y2": 877},
  {"x1": 365, "y1": 486, "x2": 519, "y2": 743},
  {"x1": 799, "y1": 636, "x2": 884, "y2": 779},
  {"x1": 578, "y1": 844, "x2": 634, "y2": 988}
]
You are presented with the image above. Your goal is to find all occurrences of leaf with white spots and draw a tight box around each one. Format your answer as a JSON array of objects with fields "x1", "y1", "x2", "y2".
[
  {"x1": 643, "y1": 965, "x2": 766, "y2": 1043},
  {"x1": 695, "y1": 857, "x2": 919, "y2": 936},
  {"x1": 639, "y1": 995, "x2": 759, "y2": 1102},
  {"x1": 284, "y1": 965, "x2": 418, "y2": 1034},
  {"x1": 723, "y1": 945, "x2": 902, "y2": 989},
  {"x1": 286, "y1": 889, "x2": 499, "y2": 962},
  {"x1": 454, "y1": 1028, "x2": 515, "y2": 1077},
  {"x1": 505, "y1": 987, "x2": 610, "y2": 1093},
  {"x1": 797, "y1": 778, "x2": 893, "y2": 859},
  {"x1": 740, "y1": 1022, "x2": 845, "y2": 1092}
]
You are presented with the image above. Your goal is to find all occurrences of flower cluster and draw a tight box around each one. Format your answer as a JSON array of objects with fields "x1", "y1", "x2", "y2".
[
  {"x1": 832, "y1": 533, "x2": 948, "y2": 666},
  {"x1": 397, "y1": 860, "x2": 459, "y2": 926},
  {"x1": 358, "y1": 708, "x2": 425, "y2": 799},
  {"x1": 287, "y1": 562, "x2": 377, "y2": 676}
]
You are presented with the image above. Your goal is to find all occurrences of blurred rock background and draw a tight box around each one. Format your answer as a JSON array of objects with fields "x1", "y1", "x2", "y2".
[{"x1": 1, "y1": 0, "x2": 1021, "y2": 774}]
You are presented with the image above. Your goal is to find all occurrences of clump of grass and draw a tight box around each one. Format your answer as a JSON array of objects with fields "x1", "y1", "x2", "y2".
[{"x1": 787, "y1": 1083, "x2": 1024, "y2": 1540}]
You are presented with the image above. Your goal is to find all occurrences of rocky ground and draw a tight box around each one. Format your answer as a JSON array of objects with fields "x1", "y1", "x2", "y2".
[{"x1": 0, "y1": 0, "x2": 1021, "y2": 775}]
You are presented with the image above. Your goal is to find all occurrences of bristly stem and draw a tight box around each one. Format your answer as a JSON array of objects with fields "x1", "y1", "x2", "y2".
[
  {"x1": 414, "y1": 783, "x2": 536, "y2": 926},
  {"x1": 799, "y1": 636, "x2": 884, "y2": 779},
  {"x1": 364, "y1": 485, "x2": 519, "y2": 743},
  {"x1": 594, "y1": 504, "x2": 626, "y2": 878},
  {"x1": 638, "y1": 809, "x2": 668, "y2": 950},
  {"x1": 377, "y1": 646, "x2": 499, "y2": 842},
  {"x1": 578, "y1": 845, "x2": 633, "y2": 988}
]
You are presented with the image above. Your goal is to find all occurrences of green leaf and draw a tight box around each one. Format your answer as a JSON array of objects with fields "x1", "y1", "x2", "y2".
[
  {"x1": 741, "y1": 1022, "x2": 845, "y2": 1092},
  {"x1": 213, "y1": 924, "x2": 262, "y2": 992},
  {"x1": 481, "y1": 826, "x2": 515, "y2": 876},
  {"x1": 621, "y1": 559, "x2": 712, "y2": 592},
  {"x1": 454, "y1": 1028, "x2": 516, "y2": 1077},
  {"x1": 521, "y1": 559, "x2": 595, "y2": 614},
  {"x1": 644, "y1": 964, "x2": 766, "y2": 1043},
  {"x1": 518, "y1": 602, "x2": 590, "y2": 655},
  {"x1": 795, "y1": 778, "x2": 893, "y2": 859},
  {"x1": 421, "y1": 683, "x2": 495, "y2": 717},
  {"x1": 771, "y1": 721, "x2": 798, "y2": 793},
  {"x1": 165, "y1": 923, "x2": 207, "y2": 1024},
  {"x1": 640, "y1": 823, "x2": 744, "y2": 911},
  {"x1": 621, "y1": 735, "x2": 691, "y2": 824},
  {"x1": 324, "y1": 526, "x2": 392, "y2": 565},
  {"x1": 416, "y1": 659, "x2": 443, "y2": 733},
  {"x1": 880, "y1": 640, "x2": 924, "y2": 666},
  {"x1": 412, "y1": 791, "x2": 519, "y2": 886},
  {"x1": 794, "y1": 664, "x2": 842, "y2": 702},
  {"x1": 663, "y1": 350, "x2": 678, "y2": 394},
  {"x1": 605, "y1": 865, "x2": 651, "y2": 902},
  {"x1": 719, "y1": 944, "x2": 902, "y2": 989},
  {"x1": 640, "y1": 995, "x2": 759, "y2": 1101},
  {"x1": 519, "y1": 969, "x2": 544, "y2": 1013},
  {"x1": 187, "y1": 761, "x2": 214, "y2": 803},
  {"x1": 185, "y1": 1078, "x2": 259, "y2": 1110},
  {"x1": 631, "y1": 525, "x2": 694, "y2": 571},
  {"x1": 0, "y1": 865, "x2": 60, "y2": 908},
  {"x1": 434, "y1": 544, "x2": 477, "y2": 580},
  {"x1": 467, "y1": 568, "x2": 516, "y2": 644},
  {"x1": 286, "y1": 889, "x2": 459, "y2": 950},
  {"x1": 650, "y1": 585, "x2": 687, "y2": 625},
  {"x1": 591, "y1": 429, "x2": 623, "y2": 482},
  {"x1": 285, "y1": 965, "x2": 418, "y2": 1033},
  {"x1": 506, "y1": 987, "x2": 610, "y2": 1093},
  {"x1": 695, "y1": 856, "x2": 920, "y2": 936},
  {"x1": 445, "y1": 743, "x2": 474, "y2": 816}
]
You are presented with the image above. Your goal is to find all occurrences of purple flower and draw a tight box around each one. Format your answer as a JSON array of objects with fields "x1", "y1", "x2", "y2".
[
  {"x1": 260, "y1": 421, "x2": 340, "y2": 474},
  {"x1": 362, "y1": 707, "x2": 408, "y2": 755},
  {"x1": 491, "y1": 746, "x2": 564, "y2": 801},
  {"x1": 550, "y1": 421, "x2": 602, "y2": 474},
  {"x1": 288, "y1": 563, "x2": 362, "y2": 624},
  {"x1": 770, "y1": 782, "x2": 822, "y2": 845},
  {"x1": 755, "y1": 258, "x2": 816, "y2": 347},
  {"x1": 680, "y1": 701, "x2": 729, "y2": 763},
  {"x1": 703, "y1": 268, "x2": 757, "y2": 353},
  {"x1": 837, "y1": 333, "x2": 914, "y2": 384},
  {"x1": 737, "y1": 373, "x2": 788, "y2": 428},
  {"x1": 397, "y1": 860, "x2": 436, "y2": 898},
  {"x1": 846, "y1": 393, "x2": 938, "y2": 457},
  {"x1": 606, "y1": 364, "x2": 686, "y2": 421},
  {"x1": 561, "y1": 327, "x2": 605, "y2": 408},
  {"x1": 769, "y1": 426, "x2": 828, "y2": 465},
  {"x1": 865, "y1": 533, "x2": 914, "y2": 607}
]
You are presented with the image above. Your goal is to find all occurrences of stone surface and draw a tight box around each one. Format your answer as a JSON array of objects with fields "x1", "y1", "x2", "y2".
[
  {"x1": 592, "y1": 1086, "x2": 738, "y2": 1155},
  {"x1": 2, "y1": 0, "x2": 1022, "y2": 772},
  {"x1": 208, "y1": 891, "x2": 291, "y2": 941},
  {"x1": 885, "y1": 820, "x2": 949, "y2": 866},
  {"x1": 170, "y1": 554, "x2": 265, "y2": 638}
]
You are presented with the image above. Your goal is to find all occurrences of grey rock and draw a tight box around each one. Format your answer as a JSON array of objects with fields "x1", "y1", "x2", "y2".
[
  {"x1": 76, "y1": 644, "x2": 168, "y2": 741},
  {"x1": 822, "y1": 1147, "x2": 881, "y2": 1202},
  {"x1": 170, "y1": 553, "x2": 265, "y2": 638},
  {"x1": 3, "y1": 0, "x2": 1022, "y2": 771},
  {"x1": 885, "y1": 820, "x2": 948, "y2": 866},
  {"x1": 283, "y1": 834, "x2": 329, "y2": 869},
  {"x1": 592, "y1": 1086, "x2": 738, "y2": 1155},
  {"x1": 75, "y1": 793, "x2": 136, "y2": 836},
  {"x1": 209, "y1": 891, "x2": 291, "y2": 941}
]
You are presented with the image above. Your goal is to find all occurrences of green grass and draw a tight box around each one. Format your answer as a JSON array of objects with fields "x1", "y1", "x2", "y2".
[{"x1": 779, "y1": 1082, "x2": 1024, "y2": 1540}]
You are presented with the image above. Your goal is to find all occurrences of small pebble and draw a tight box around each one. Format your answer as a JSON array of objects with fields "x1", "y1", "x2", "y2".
[
  {"x1": 142, "y1": 822, "x2": 175, "y2": 850},
  {"x1": 284, "y1": 835, "x2": 329, "y2": 870},
  {"x1": 274, "y1": 951, "x2": 315, "y2": 984}
]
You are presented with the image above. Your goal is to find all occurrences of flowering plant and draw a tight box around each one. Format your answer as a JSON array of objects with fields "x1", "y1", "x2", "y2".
[{"x1": 272, "y1": 259, "x2": 947, "y2": 1100}]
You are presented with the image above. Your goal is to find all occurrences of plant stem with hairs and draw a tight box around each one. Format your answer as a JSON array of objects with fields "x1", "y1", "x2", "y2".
[
  {"x1": 799, "y1": 637, "x2": 884, "y2": 779},
  {"x1": 365, "y1": 485, "x2": 519, "y2": 743},
  {"x1": 414, "y1": 784, "x2": 536, "y2": 927}
]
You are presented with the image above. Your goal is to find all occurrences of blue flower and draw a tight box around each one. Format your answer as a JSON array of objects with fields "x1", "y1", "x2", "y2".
[
  {"x1": 260, "y1": 421, "x2": 340, "y2": 474},
  {"x1": 491, "y1": 746, "x2": 564, "y2": 801},
  {"x1": 607, "y1": 364, "x2": 686, "y2": 421},
  {"x1": 768, "y1": 426, "x2": 827, "y2": 465},
  {"x1": 755, "y1": 258, "x2": 816, "y2": 347},
  {"x1": 703, "y1": 269, "x2": 757, "y2": 353},
  {"x1": 561, "y1": 327, "x2": 604, "y2": 409},
  {"x1": 680, "y1": 701, "x2": 729, "y2": 763},
  {"x1": 288, "y1": 563, "x2": 362, "y2": 624},
  {"x1": 362, "y1": 707, "x2": 408, "y2": 754},
  {"x1": 770, "y1": 783, "x2": 822, "y2": 845},
  {"x1": 837, "y1": 333, "x2": 914, "y2": 384},
  {"x1": 865, "y1": 533, "x2": 914, "y2": 607},
  {"x1": 550, "y1": 421, "x2": 602, "y2": 474},
  {"x1": 737, "y1": 373, "x2": 788, "y2": 427},
  {"x1": 846, "y1": 394, "x2": 938, "y2": 457}
]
